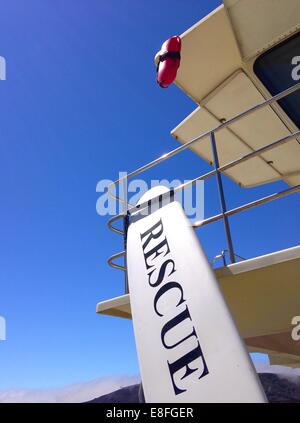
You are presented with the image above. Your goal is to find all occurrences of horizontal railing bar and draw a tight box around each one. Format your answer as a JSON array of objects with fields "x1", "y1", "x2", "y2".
[
  {"x1": 107, "y1": 250, "x2": 126, "y2": 271},
  {"x1": 105, "y1": 180, "x2": 135, "y2": 212},
  {"x1": 219, "y1": 130, "x2": 300, "y2": 174},
  {"x1": 107, "y1": 184, "x2": 300, "y2": 274},
  {"x1": 108, "y1": 82, "x2": 300, "y2": 203},
  {"x1": 193, "y1": 184, "x2": 300, "y2": 228},
  {"x1": 108, "y1": 214, "x2": 125, "y2": 235},
  {"x1": 107, "y1": 129, "x2": 300, "y2": 224}
]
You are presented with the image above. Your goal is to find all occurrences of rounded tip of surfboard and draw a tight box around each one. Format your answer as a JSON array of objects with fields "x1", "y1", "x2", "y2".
[{"x1": 137, "y1": 185, "x2": 170, "y2": 206}]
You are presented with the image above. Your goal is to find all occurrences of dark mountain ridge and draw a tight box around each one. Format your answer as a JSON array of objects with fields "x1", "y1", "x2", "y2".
[{"x1": 86, "y1": 373, "x2": 300, "y2": 403}]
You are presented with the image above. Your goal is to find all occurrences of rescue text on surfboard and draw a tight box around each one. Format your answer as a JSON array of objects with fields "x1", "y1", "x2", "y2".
[{"x1": 140, "y1": 218, "x2": 209, "y2": 395}]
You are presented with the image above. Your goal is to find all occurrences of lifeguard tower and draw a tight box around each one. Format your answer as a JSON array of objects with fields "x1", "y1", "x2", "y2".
[{"x1": 97, "y1": 0, "x2": 300, "y2": 385}]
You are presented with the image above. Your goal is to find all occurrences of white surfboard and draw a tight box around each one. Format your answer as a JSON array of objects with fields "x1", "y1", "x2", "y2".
[{"x1": 126, "y1": 186, "x2": 267, "y2": 403}]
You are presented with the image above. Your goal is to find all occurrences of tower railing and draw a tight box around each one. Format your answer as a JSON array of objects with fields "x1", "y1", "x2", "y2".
[{"x1": 105, "y1": 82, "x2": 300, "y2": 293}]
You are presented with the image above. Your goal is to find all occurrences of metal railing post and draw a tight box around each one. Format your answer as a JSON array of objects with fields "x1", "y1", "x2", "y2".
[
  {"x1": 121, "y1": 176, "x2": 129, "y2": 293},
  {"x1": 210, "y1": 131, "x2": 235, "y2": 264},
  {"x1": 123, "y1": 212, "x2": 129, "y2": 294}
]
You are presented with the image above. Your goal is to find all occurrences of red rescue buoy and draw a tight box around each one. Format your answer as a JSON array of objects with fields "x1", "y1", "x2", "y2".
[{"x1": 156, "y1": 36, "x2": 181, "y2": 88}]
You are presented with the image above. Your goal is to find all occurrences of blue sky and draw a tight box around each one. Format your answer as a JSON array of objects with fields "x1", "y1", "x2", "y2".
[{"x1": 0, "y1": 0, "x2": 299, "y2": 391}]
